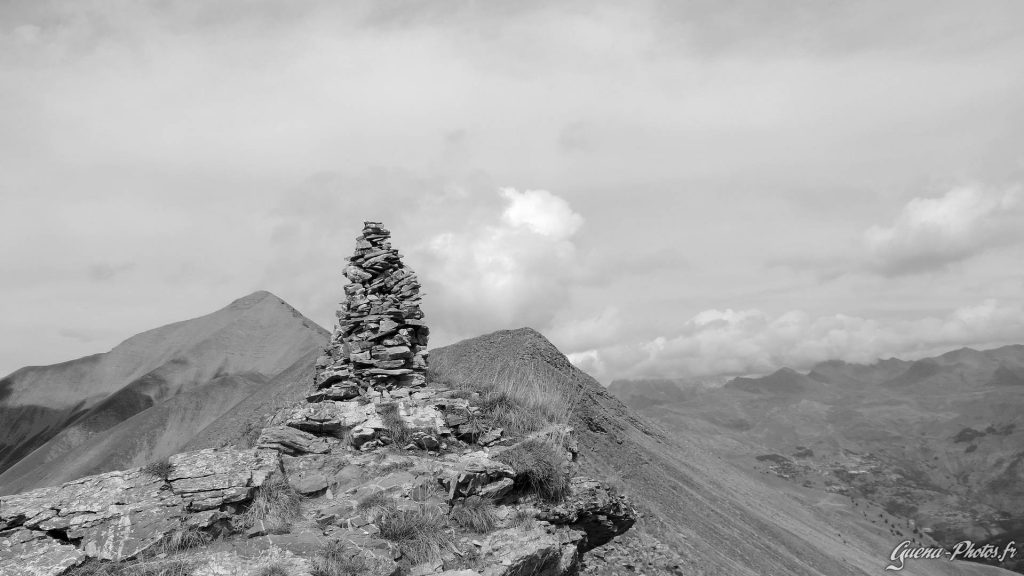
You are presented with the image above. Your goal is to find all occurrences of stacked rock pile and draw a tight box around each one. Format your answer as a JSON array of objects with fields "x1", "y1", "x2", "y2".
[{"x1": 311, "y1": 221, "x2": 429, "y2": 401}]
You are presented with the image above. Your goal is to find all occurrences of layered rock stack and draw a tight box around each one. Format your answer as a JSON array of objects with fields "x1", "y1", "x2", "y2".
[{"x1": 311, "y1": 222, "x2": 429, "y2": 401}]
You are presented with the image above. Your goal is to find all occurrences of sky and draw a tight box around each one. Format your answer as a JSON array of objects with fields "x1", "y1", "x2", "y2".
[{"x1": 2, "y1": 0, "x2": 1024, "y2": 383}]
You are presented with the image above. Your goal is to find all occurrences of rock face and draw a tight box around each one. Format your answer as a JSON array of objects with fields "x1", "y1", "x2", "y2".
[
  {"x1": 0, "y1": 448, "x2": 277, "y2": 575},
  {"x1": 312, "y1": 222, "x2": 429, "y2": 401}
]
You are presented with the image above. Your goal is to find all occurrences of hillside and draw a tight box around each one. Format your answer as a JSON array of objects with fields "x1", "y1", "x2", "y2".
[
  {"x1": 613, "y1": 346, "x2": 1024, "y2": 573},
  {"x1": 0, "y1": 291, "x2": 328, "y2": 495}
]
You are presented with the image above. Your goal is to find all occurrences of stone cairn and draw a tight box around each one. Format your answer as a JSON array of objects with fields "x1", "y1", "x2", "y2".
[{"x1": 310, "y1": 221, "x2": 429, "y2": 402}]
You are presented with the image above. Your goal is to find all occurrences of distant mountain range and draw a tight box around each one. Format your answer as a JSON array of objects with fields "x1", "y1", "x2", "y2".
[
  {"x1": 610, "y1": 345, "x2": 1024, "y2": 573},
  {"x1": 0, "y1": 291, "x2": 327, "y2": 495}
]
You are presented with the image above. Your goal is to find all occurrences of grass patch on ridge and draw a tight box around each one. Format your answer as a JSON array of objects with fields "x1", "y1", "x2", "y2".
[
  {"x1": 377, "y1": 503, "x2": 454, "y2": 564},
  {"x1": 494, "y1": 439, "x2": 570, "y2": 503},
  {"x1": 428, "y1": 356, "x2": 581, "y2": 437},
  {"x1": 449, "y1": 496, "x2": 499, "y2": 533},
  {"x1": 237, "y1": 477, "x2": 303, "y2": 533}
]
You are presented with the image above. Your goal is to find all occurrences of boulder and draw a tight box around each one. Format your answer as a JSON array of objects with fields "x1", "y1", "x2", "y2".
[
  {"x1": 479, "y1": 525, "x2": 582, "y2": 576},
  {"x1": 257, "y1": 425, "x2": 331, "y2": 455},
  {"x1": 0, "y1": 448, "x2": 277, "y2": 568},
  {"x1": 535, "y1": 477, "x2": 637, "y2": 551},
  {"x1": 0, "y1": 527, "x2": 85, "y2": 576},
  {"x1": 168, "y1": 448, "x2": 278, "y2": 511}
]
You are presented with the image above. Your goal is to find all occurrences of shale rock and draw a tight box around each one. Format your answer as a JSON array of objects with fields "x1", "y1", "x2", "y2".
[
  {"x1": 479, "y1": 525, "x2": 583, "y2": 576},
  {"x1": 0, "y1": 447, "x2": 278, "y2": 574},
  {"x1": 0, "y1": 528, "x2": 85, "y2": 576},
  {"x1": 536, "y1": 476, "x2": 637, "y2": 551},
  {"x1": 257, "y1": 425, "x2": 332, "y2": 455}
]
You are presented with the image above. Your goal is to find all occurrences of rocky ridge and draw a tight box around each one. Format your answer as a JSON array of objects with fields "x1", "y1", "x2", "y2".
[{"x1": 0, "y1": 222, "x2": 636, "y2": 576}]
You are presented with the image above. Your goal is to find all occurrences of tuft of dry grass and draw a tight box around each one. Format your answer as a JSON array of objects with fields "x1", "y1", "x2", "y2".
[
  {"x1": 427, "y1": 357, "x2": 582, "y2": 438},
  {"x1": 376, "y1": 402, "x2": 412, "y2": 445},
  {"x1": 495, "y1": 439, "x2": 570, "y2": 502},
  {"x1": 477, "y1": 390, "x2": 546, "y2": 437},
  {"x1": 449, "y1": 496, "x2": 499, "y2": 533},
  {"x1": 156, "y1": 526, "x2": 210, "y2": 554},
  {"x1": 237, "y1": 477, "x2": 303, "y2": 533},
  {"x1": 310, "y1": 541, "x2": 375, "y2": 576},
  {"x1": 377, "y1": 503, "x2": 454, "y2": 564},
  {"x1": 410, "y1": 479, "x2": 447, "y2": 502},
  {"x1": 249, "y1": 562, "x2": 292, "y2": 576},
  {"x1": 141, "y1": 458, "x2": 174, "y2": 482},
  {"x1": 509, "y1": 507, "x2": 536, "y2": 529}
]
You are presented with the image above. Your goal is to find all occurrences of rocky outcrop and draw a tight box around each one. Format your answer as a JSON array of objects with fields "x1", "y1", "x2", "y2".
[
  {"x1": 0, "y1": 448, "x2": 276, "y2": 575},
  {"x1": 536, "y1": 477, "x2": 636, "y2": 551},
  {"x1": 0, "y1": 221, "x2": 639, "y2": 576},
  {"x1": 311, "y1": 221, "x2": 429, "y2": 401}
]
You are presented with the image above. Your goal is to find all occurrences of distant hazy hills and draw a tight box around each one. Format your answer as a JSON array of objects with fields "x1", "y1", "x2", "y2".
[
  {"x1": 611, "y1": 345, "x2": 1024, "y2": 573},
  {"x1": 0, "y1": 291, "x2": 327, "y2": 495}
]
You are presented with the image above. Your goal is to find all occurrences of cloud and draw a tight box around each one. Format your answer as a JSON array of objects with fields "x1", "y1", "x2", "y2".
[
  {"x1": 413, "y1": 187, "x2": 585, "y2": 341},
  {"x1": 499, "y1": 188, "x2": 583, "y2": 240},
  {"x1": 262, "y1": 172, "x2": 586, "y2": 348},
  {"x1": 864, "y1": 186, "x2": 1021, "y2": 275},
  {"x1": 570, "y1": 299, "x2": 1024, "y2": 382}
]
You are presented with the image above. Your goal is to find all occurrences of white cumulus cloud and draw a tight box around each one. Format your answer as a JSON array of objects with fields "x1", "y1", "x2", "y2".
[
  {"x1": 412, "y1": 187, "x2": 585, "y2": 344},
  {"x1": 499, "y1": 188, "x2": 584, "y2": 240},
  {"x1": 864, "y1": 186, "x2": 1021, "y2": 275}
]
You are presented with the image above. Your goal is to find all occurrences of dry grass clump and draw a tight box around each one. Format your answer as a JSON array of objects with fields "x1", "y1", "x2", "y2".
[
  {"x1": 156, "y1": 526, "x2": 210, "y2": 554},
  {"x1": 410, "y1": 479, "x2": 447, "y2": 502},
  {"x1": 495, "y1": 439, "x2": 570, "y2": 502},
  {"x1": 249, "y1": 563, "x2": 291, "y2": 576},
  {"x1": 449, "y1": 496, "x2": 499, "y2": 533},
  {"x1": 509, "y1": 507, "x2": 536, "y2": 529},
  {"x1": 377, "y1": 503, "x2": 454, "y2": 564},
  {"x1": 141, "y1": 458, "x2": 174, "y2": 482},
  {"x1": 427, "y1": 357, "x2": 579, "y2": 437},
  {"x1": 376, "y1": 402, "x2": 412, "y2": 445},
  {"x1": 237, "y1": 477, "x2": 303, "y2": 533},
  {"x1": 477, "y1": 390, "x2": 546, "y2": 436},
  {"x1": 309, "y1": 541, "x2": 374, "y2": 576}
]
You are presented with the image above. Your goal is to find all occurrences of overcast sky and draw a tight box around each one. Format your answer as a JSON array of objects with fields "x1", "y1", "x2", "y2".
[{"x1": 2, "y1": 1, "x2": 1024, "y2": 382}]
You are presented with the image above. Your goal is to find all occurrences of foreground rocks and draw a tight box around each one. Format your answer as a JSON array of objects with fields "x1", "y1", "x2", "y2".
[
  {"x1": 0, "y1": 448, "x2": 277, "y2": 575},
  {"x1": 0, "y1": 425, "x2": 637, "y2": 576}
]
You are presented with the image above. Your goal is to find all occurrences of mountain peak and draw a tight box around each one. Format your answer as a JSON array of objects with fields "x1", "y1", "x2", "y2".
[{"x1": 226, "y1": 290, "x2": 279, "y2": 309}]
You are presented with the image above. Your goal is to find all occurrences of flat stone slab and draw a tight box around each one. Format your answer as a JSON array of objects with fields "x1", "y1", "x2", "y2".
[
  {"x1": 0, "y1": 527, "x2": 85, "y2": 576},
  {"x1": 0, "y1": 447, "x2": 279, "y2": 570}
]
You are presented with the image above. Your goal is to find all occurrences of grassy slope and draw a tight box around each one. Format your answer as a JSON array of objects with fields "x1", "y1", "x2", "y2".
[{"x1": 184, "y1": 348, "x2": 323, "y2": 451}]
